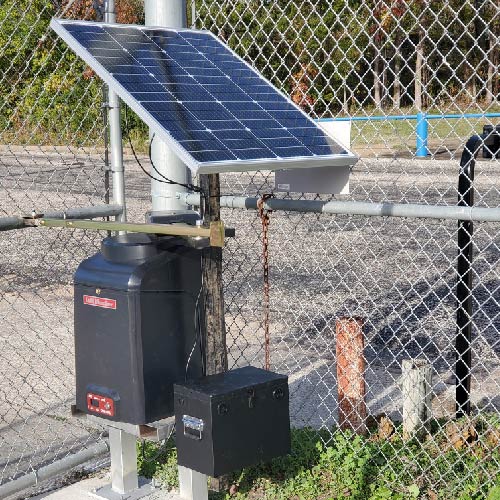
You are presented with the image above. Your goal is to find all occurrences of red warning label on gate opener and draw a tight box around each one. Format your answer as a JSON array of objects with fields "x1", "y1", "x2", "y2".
[{"x1": 83, "y1": 295, "x2": 116, "y2": 310}]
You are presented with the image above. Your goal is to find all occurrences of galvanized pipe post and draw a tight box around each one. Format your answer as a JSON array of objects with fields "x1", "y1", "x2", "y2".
[
  {"x1": 104, "y1": 0, "x2": 126, "y2": 222},
  {"x1": 145, "y1": 0, "x2": 191, "y2": 212}
]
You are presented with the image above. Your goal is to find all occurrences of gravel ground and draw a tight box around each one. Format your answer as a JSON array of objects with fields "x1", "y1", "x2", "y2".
[{"x1": 0, "y1": 147, "x2": 499, "y2": 496}]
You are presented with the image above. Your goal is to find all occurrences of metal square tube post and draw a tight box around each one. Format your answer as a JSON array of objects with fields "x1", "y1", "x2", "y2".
[
  {"x1": 109, "y1": 427, "x2": 139, "y2": 494},
  {"x1": 178, "y1": 466, "x2": 208, "y2": 500}
]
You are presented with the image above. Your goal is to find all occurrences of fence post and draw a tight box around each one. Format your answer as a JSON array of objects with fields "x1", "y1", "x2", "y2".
[
  {"x1": 416, "y1": 112, "x2": 428, "y2": 157},
  {"x1": 336, "y1": 317, "x2": 367, "y2": 434},
  {"x1": 402, "y1": 359, "x2": 432, "y2": 439},
  {"x1": 104, "y1": 0, "x2": 126, "y2": 222},
  {"x1": 201, "y1": 173, "x2": 228, "y2": 493},
  {"x1": 456, "y1": 134, "x2": 484, "y2": 417},
  {"x1": 200, "y1": 174, "x2": 227, "y2": 377}
]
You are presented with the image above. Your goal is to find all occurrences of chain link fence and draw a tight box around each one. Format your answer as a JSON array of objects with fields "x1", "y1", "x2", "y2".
[{"x1": 0, "y1": 0, "x2": 499, "y2": 498}]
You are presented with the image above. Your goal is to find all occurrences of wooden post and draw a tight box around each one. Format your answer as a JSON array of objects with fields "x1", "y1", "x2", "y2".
[
  {"x1": 402, "y1": 359, "x2": 432, "y2": 440},
  {"x1": 336, "y1": 317, "x2": 367, "y2": 434},
  {"x1": 200, "y1": 173, "x2": 228, "y2": 493},
  {"x1": 200, "y1": 173, "x2": 227, "y2": 376}
]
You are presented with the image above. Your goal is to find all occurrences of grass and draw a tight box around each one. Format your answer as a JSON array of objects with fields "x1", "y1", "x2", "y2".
[
  {"x1": 137, "y1": 414, "x2": 500, "y2": 500},
  {"x1": 346, "y1": 103, "x2": 500, "y2": 156},
  {"x1": 2, "y1": 103, "x2": 500, "y2": 158}
]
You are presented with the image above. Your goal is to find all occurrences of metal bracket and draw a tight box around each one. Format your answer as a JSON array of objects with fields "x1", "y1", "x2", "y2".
[
  {"x1": 91, "y1": 426, "x2": 153, "y2": 500},
  {"x1": 87, "y1": 414, "x2": 175, "y2": 442},
  {"x1": 209, "y1": 220, "x2": 225, "y2": 248},
  {"x1": 85, "y1": 415, "x2": 208, "y2": 500},
  {"x1": 86, "y1": 416, "x2": 175, "y2": 500},
  {"x1": 34, "y1": 218, "x2": 228, "y2": 247}
]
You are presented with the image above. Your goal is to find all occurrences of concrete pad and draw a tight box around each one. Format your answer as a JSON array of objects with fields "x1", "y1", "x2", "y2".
[{"x1": 30, "y1": 474, "x2": 178, "y2": 500}]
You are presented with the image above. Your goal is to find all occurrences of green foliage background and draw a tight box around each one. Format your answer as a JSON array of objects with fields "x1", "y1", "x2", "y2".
[
  {"x1": 0, "y1": 0, "x2": 498, "y2": 145},
  {"x1": 0, "y1": 0, "x2": 104, "y2": 144}
]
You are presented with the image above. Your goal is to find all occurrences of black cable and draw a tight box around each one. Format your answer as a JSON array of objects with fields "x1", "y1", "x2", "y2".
[
  {"x1": 123, "y1": 106, "x2": 172, "y2": 185},
  {"x1": 196, "y1": 278, "x2": 206, "y2": 376},
  {"x1": 140, "y1": 424, "x2": 175, "y2": 463},
  {"x1": 185, "y1": 281, "x2": 206, "y2": 379},
  {"x1": 148, "y1": 135, "x2": 204, "y2": 194},
  {"x1": 123, "y1": 105, "x2": 205, "y2": 195}
]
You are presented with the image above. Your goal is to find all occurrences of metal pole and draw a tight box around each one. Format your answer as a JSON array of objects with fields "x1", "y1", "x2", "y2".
[
  {"x1": 0, "y1": 205, "x2": 123, "y2": 232},
  {"x1": 416, "y1": 112, "x2": 428, "y2": 157},
  {"x1": 455, "y1": 134, "x2": 484, "y2": 417},
  {"x1": 179, "y1": 193, "x2": 500, "y2": 222},
  {"x1": 145, "y1": 0, "x2": 191, "y2": 213},
  {"x1": 336, "y1": 317, "x2": 367, "y2": 434},
  {"x1": 104, "y1": 0, "x2": 126, "y2": 222},
  {"x1": 0, "y1": 441, "x2": 109, "y2": 499},
  {"x1": 102, "y1": 85, "x2": 111, "y2": 213}
]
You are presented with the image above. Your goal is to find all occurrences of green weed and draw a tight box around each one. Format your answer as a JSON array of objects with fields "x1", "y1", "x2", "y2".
[{"x1": 138, "y1": 417, "x2": 500, "y2": 500}]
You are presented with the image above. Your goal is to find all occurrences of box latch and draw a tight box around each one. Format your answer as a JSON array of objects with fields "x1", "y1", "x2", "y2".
[{"x1": 182, "y1": 415, "x2": 204, "y2": 440}]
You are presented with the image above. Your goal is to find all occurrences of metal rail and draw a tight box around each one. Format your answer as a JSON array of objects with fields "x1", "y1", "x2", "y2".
[
  {"x1": 0, "y1": 441, "x2": 109, "y2": 499},
  {"x1": 319, "y1": 113, "x2": 500, "y2": 157},
  {"x1": 0, "y1": 205, "x2": 123, "y2": 232},
  {"x1": 180, "y1": 193, "x2": 500, "y2": 222}
]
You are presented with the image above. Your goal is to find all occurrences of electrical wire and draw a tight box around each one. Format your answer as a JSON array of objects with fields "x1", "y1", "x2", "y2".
[
  {"x1": 123, "y1": 105, "x2": 205, "y2": 195},
  {"x1": 140, "y1": 424, "x2": 175, "y2": 463},
  {"x1": 123, "y1": 106, "x2": 208, "y2": 375},
  {"x1": 123, "y1": 105, "x2": 246, "y2": 217},
  {"x1": 196, "y1": 274, "x2": 206, "y2": 377},
  {"x1": 185, "y1": 279, "x2": 206, "y2": 380}
]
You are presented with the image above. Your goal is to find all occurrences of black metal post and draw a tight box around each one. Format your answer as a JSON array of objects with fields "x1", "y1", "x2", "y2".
[{"x1": 456, "y1": 134, "x2": 485, "y2": 417}]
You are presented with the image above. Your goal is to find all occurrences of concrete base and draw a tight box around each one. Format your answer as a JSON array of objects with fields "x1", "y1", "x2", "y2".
[
  {"x1": 90, "y1": 477, "x2": 155, "y2": 500},
  {"x1": 30, "y1": 475, "x2": 181, "y2": 500}
]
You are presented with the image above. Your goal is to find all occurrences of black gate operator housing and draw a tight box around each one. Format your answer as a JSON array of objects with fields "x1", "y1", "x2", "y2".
[
  {"x1": 74, "y1": 233, "x2": 203, "y2": 424},
  {"x1": 174, "y1": 366, "x2": 291, "y2": 476}
]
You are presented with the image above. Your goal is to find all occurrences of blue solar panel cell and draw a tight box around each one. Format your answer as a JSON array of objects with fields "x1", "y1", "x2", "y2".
[{"x1": 51, "y1": 19, "x2": 357, "y2": 173}]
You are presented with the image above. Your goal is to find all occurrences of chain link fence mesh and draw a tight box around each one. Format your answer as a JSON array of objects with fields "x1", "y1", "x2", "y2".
[{"x1": 0, "y1": 0, "x2": 499, "y2": 498}]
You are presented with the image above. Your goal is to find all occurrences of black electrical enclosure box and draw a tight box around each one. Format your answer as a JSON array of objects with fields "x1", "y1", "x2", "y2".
[
  {"x1": 74, "y1": 233, "x2": 203, "y2": 425},
  {"x1": 174, "y1": 366, "x2": 291, "y2": 476},
  {"x1": 482, "y1": 124, "x2": 500, "y2": 158}
]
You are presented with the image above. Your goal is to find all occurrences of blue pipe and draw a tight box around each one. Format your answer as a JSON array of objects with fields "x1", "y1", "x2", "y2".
[
  {"x1": 416, "y1": 112, "x2": 429, "y2": 157},
  {"x1": 319, "y1": 113, "x2": 500, "y2": 157}
]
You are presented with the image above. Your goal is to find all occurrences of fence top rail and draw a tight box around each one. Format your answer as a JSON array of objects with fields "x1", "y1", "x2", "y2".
[
  {"x1": 0, "y1": 205, "x2": 123, "y2": 232},
  {"x1": 321, "y1": 113, "x2": 500, "y2": 122},
  {"x1": 181, "y1": 193, "x2": 500, "y2": 223}
]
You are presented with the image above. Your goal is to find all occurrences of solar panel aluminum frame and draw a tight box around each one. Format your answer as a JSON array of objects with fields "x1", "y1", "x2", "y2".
[{"x1": 50, "y1": 18, "x2": 358, "y2": 175}]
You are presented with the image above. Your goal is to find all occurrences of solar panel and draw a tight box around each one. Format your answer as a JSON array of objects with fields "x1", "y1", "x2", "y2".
[{"x1": 50, "y1": 19, "x2": 358, "y2": 174}]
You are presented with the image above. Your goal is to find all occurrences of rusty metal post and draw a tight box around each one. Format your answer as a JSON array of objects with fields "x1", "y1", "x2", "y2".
[{"x1": 336, "y1": 317, "x2": 367, "y2": 434}]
